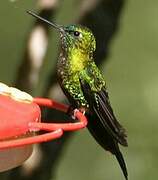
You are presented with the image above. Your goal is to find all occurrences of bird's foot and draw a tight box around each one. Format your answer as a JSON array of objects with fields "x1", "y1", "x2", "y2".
[
  {"x1": 71, "y1": 109, "x2": 79, "y2": 120},
  {"x1": 67, "y1": 106, "x2": 86, "y2": 120}
]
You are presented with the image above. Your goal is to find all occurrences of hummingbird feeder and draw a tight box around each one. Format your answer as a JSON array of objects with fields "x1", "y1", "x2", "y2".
[{"x1": 0, "y1": 82, "x2": 87, "y2": 171}]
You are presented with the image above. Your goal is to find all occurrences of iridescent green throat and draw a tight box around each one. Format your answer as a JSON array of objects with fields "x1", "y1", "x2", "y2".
[
  {"x1": 67, "y1": 46, "x2": 93, "y2": 74},
  {"x1": 58, "y1": 27, "x2": 95, "y2": 74}
]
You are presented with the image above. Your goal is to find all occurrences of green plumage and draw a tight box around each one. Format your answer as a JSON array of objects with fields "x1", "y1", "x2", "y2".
[
  {"x1": 57, "y1": 25, "x2": 104, "y2": 107},
  {"x1": 57, "y1": 25, "x2": 128, "y2": 180},
  {"x1": 28, "y1": 11, "x2": 128, "y2": 180}
]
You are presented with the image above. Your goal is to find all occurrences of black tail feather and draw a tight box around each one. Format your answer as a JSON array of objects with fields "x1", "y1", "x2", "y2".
[
  {"x1": 115, "y1": 150, "x2": 128, "y2": 180},
  {"x1": 86, "y1": 112, "x2": 128, "y2": 180}
]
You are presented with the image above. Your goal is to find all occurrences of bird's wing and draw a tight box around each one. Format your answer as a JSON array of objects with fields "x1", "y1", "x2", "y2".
[{"x1": 79, "y1": 77, "x2": 127, "y2": 146}]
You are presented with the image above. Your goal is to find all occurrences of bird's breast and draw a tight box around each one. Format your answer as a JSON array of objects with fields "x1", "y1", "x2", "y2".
[{"x1": 68, "y1": 49, "x2": 89, "y2": 73}]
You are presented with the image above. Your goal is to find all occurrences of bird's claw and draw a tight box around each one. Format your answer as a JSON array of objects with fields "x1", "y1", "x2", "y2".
[
  {"x1": 72, "y1": 108, "x2": 85, "y2": 120},
  {"x1": 71, "y1": 109, "x2": 79, "y2": 120}
]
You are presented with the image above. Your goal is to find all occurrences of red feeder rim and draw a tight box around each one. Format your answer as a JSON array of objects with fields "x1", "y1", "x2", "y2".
[{"x1": 0, "y1": 87, "x2": 88, "y2": 149}]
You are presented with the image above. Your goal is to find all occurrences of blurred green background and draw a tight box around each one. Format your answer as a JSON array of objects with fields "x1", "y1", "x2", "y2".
[{"x1": 0, "y1": 0, "x2": 158, "y2": 180}]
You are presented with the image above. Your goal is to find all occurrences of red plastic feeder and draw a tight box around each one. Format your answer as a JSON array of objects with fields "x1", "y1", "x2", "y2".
[{"x1": 0, "y1": 83, "x2": 87, "y2": 172}]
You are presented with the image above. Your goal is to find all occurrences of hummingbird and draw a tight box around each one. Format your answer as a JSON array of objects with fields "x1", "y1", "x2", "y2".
[{"x1": 27, "y1": 11, "x2": 128, "y2": 180}]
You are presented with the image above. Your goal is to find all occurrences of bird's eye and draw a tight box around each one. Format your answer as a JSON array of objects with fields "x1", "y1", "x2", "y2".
[
  {"x1": 73, "y1": 31, "x2": 80, "y2": 37},
  {"x1": 67, "y1": 30, "x2": 81, "y2": 38}
]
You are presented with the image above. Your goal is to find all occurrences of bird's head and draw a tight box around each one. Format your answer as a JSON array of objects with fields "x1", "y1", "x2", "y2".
[
  {"x1": 27, "y1": 11, "x2": 96, "y2": 55},
  {"x1": 61, "y1": 25, "x2": 96, "y2": 54}
]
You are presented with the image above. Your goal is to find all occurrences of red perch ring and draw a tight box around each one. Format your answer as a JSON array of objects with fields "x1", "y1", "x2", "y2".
[{"x1": 0, "y1": 83, "x2": 88, "y2": 172}]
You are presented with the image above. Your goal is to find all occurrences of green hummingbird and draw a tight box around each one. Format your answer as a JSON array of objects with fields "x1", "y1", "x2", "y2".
[{"x1": 27, "y1": 11, "x2": 128, "y2": 180}]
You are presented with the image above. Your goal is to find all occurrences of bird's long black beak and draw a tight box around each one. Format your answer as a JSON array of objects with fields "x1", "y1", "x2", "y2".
[{"x1": 27, "y1": 10, "x2": 64, "y2": 32}]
